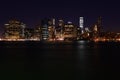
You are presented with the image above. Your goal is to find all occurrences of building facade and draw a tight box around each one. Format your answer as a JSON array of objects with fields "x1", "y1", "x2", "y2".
[
  {"x1": 4, "y1": 20, "x2": 26, "y2": 39},
  {"x1": 63, "y1": 21, "x2": 77, "y2": 41}
]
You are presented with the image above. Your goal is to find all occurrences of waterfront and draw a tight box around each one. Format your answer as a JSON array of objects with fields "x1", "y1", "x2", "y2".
[{"x1": 0, "y1": 41, "x2": 120, "y2": 80}]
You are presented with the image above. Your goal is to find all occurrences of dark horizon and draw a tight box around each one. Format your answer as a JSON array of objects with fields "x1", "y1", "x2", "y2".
[{"x1": 0, "y1": 0, "x2": 120, "y2": 32}]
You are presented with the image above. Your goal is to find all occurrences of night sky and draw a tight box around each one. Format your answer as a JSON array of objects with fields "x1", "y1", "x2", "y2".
[{"x1": 0, "y1": 0, "x2": 120, "y2": 33}]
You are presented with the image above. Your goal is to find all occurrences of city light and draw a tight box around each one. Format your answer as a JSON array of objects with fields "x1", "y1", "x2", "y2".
[{"x1": 0, "y1": 17, "x2": 119, "y2": 42}]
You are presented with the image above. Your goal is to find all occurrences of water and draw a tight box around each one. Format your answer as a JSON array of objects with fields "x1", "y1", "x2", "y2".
[{"x1": 0, "y1": 41, "x2": 120, "y2": 80}]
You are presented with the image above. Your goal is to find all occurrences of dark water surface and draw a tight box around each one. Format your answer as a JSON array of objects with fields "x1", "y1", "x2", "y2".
[{"x1": 0, "y1": 41, "x2": 120, "y2": 80}]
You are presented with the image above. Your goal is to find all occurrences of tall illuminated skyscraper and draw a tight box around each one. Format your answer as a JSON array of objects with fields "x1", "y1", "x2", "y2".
[
  {"x1": 48, "y1": 19, "x2": 55, "y2": 40},
  {"x1": 41, "y1": 18, "x2": 55, "y2": 41},
  {"x1": 41, "y1": 19, "x2": 49, "y2": 40},
  {"x1": 79, "y1": 17, "x2": 84, "y2": 34}
]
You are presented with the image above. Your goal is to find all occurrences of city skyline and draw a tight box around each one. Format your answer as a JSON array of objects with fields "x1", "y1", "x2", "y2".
[
  {"x1": 0, "y1": 0, "x2": 120, "y2": 32},
  {"x1": 1, "y1": 18, "x2": 120, "y2": 42}
]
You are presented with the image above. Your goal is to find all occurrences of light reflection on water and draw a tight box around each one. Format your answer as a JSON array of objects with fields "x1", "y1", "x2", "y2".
[
  {"x1": 76, "y1": 41, "x2": 91, "y2": 79},
  {"x1": 77, "y1": 40, "x2": 87, "y2": 49},
  {"x1": 0, "y1": 41, "x2": 120, "y2": 80}
]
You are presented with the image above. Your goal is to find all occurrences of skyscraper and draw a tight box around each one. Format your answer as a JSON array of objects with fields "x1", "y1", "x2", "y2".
[
  {"x1": 97, "y1": 16, "x2": 102, "y2": 33},
  {"x1": 79, "y1": 17, "x2": 84, "y2": 34},
  {"x1": 41, "y1": 18, "x2": 55, "y2": 41},
  {"x1": 90, "y1": 17, "x2": 102, "y2": 38},
  {"x1": 41, "y1": 19, "x2": 49, "y2": 40}
]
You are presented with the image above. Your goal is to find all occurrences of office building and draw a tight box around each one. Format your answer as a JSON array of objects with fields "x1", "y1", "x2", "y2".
[
  {"x1": 4, "y1": 20, "x2": 26, "y2": 39},
  {"x1": 55, "y1": 19, "x2": 64, "y2": 40},
  {"x1": 63, "y1": 21, "x2": 77, "y2": 41},
  {"x1": 79, "y1": 17, "x2": 84, "y2": 34}
]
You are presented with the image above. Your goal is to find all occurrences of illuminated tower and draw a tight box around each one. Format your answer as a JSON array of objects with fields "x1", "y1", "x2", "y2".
[
  {"x1": 41, "y1": 19, "x2": 49, "y2": 40},
  {"x1": 21, "y1": 23, "x2": 26, "y2": 38},
  {"x1": 41, "y1": 18, "x2": 55, "y2": 41},
  {"x1": 58, "y1": 19, "x2": 64, "y2": 37},
  {"x1": 79, "y1": 17, "x2": 84, "y2": 34},
  {"x1": 48, "y1": 19, "x2": 55, "y2": 40}
]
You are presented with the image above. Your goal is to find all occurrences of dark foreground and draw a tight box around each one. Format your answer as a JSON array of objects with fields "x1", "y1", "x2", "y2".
[{"x1": 0, "y1": 41, "x2": 120, "y2": 80}]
